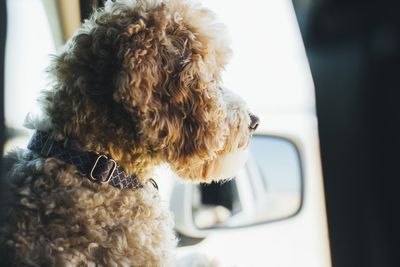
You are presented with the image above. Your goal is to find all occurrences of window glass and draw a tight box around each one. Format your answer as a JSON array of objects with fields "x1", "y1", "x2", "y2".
[
  {"x1": 5, "y1": 0, "x2": 55, "y2": 151},
  {"x1": 201, "y1": 0, "x2": 315, "y2": 112}
]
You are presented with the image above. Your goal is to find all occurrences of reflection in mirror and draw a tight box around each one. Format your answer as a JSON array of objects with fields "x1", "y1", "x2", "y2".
[{"x1": 192, "y1": 135, "x2": 302, "y2": 229}]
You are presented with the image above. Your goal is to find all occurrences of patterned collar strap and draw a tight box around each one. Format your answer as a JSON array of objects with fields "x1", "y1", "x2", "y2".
[{"x1": 27, "y1": 131, "x2": 143, "y2": 190}]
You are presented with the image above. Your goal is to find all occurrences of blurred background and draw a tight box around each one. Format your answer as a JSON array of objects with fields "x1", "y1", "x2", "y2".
[
  {"x1": 1, "y1": 0, "x2": 400, "y2": 266},
  {"x1": 292, "y1": 0, "x2": 400, "y2": 266}
]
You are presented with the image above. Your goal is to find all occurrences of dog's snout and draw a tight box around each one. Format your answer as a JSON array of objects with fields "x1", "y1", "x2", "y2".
[{"x1": 249, "y1": 114, "x2": 260, "y2": 131}]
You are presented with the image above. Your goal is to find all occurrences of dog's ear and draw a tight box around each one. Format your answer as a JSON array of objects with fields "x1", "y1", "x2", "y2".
[
  {"x1": 112, "y1": 13, "x2": 164, "y2": 114},
  {"x1": 164, "y1": 54, "x2": 229, "y2": 181},
  {"x1": 113, "y1": 18, "x2": 228, "y2": 167}
]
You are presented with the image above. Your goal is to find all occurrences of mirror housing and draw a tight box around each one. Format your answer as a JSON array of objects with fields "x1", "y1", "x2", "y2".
[{"x1": 171, "y1": 134, "x2": 303, "y2": 239}]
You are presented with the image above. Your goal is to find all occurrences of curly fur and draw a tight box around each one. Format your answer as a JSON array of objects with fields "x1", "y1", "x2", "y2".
[
  {"x1": 0, "y1": 149, "x2": 176, "y2": 266},
  {"x1": 0, "y1": 0, "x2": 254, "y2": 265}
]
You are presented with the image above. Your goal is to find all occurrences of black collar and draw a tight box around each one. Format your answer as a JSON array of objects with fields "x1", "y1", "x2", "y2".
[{"x1": 27, "y1": 131, "x2": 144, "y2": 189}]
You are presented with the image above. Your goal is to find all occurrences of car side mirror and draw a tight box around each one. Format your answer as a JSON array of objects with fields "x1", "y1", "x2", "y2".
[{"x1": 170, "y1": 135, "x2": 303, "y2": 238}]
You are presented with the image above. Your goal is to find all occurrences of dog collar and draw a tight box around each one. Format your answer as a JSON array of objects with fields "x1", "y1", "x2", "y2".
[{"x1": 27, "y1": 131, "x2": 146, "y2": 190}]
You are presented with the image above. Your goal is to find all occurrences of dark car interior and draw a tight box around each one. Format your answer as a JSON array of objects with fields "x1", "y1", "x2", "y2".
[{"x1": 293, "y1": 0, "x2": 400, "y2": 266}]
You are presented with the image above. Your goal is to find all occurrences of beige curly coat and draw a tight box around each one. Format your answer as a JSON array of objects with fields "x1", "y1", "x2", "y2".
[{"x1": 0, "y1": 0, "x2": 254, "y2": 266}]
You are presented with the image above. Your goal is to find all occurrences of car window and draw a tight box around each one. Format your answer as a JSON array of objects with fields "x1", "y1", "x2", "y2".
[
  {"x1": 201, "y1": 0, "x2": 315, "y2": 113},
  {"x1": 5, "y1": 0, "x2": 55, "y2": 151}
]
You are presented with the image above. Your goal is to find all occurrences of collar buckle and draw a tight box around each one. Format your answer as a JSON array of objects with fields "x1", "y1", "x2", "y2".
[{"x1": 89, "y1": 155, "x2": 117, "y2": 183}]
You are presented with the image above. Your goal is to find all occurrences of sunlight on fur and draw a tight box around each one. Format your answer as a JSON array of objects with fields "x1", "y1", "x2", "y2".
[{"x1": 0, "y1": 0, "x2": 258, "y2": 265}]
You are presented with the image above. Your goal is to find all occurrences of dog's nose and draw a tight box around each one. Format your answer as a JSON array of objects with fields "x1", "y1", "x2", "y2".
[{"x1": 249, "y1": 114, "x2": 260, "y2": 130}]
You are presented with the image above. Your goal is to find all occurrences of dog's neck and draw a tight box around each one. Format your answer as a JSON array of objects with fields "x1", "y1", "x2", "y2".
[{"x1": 24, "y1": 113, "x2": 157, "y2": 183}]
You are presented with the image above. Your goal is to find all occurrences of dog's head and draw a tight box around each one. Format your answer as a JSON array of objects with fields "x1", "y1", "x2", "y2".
[{"x1": 44, "y1": 0, "x2": 259, "y2": 183}]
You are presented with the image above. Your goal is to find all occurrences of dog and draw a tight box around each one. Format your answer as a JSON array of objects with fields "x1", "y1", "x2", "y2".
[{"x1": 0, "y1": 0, "x2": 259, "y2": 265}]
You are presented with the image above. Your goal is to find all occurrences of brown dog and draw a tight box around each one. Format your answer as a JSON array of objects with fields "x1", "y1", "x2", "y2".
[{"x1": 0, "y1": 0, "x2": 258, "y2": 265}]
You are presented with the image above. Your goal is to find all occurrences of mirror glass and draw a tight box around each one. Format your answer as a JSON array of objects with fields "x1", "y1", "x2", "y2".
[{"x1": 192, "y1": 135, "x2": 302, "y2": 229}]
